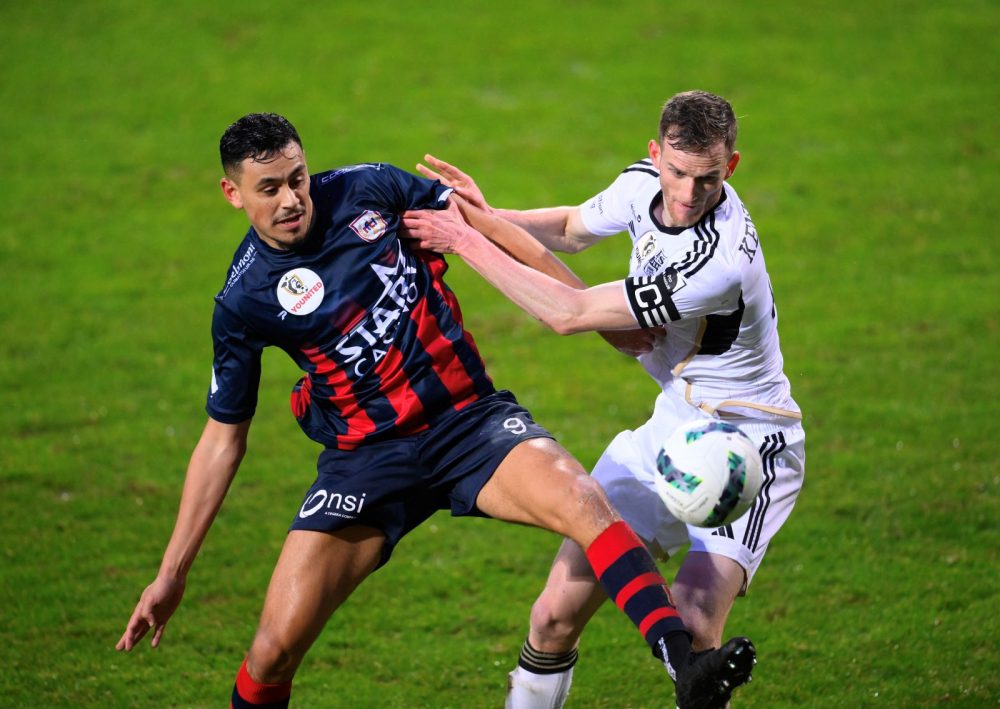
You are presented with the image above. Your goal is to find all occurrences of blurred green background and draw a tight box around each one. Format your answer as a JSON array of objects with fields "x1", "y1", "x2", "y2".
[{"x1": 1, "y1": 1, "x2": 997, "y2": 706}]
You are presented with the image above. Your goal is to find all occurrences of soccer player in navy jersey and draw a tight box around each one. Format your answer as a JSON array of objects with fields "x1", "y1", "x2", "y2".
[{"x1": 115, "y1": 112, "x2": 752, "y2": 708}]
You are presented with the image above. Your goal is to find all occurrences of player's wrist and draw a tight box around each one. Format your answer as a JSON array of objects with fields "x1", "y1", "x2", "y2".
[
  {"x1": 157, "y1": 565, "x2": 187, "y2": 582},
  {"x1": 454, "y1": 226, "x2": 487, "y2": 258},
  {"x1": 157, "y1": 551, "x2": 195, "y2": 582}
]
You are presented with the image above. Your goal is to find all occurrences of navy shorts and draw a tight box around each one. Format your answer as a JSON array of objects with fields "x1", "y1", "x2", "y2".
[{"x1": 289, "y1": 390, "x2": 551, "y2": 568}]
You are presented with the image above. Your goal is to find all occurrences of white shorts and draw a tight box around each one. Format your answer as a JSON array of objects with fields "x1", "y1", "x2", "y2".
[{"x1": 592, "y1": 387, "x2": 805, "y2": 593}]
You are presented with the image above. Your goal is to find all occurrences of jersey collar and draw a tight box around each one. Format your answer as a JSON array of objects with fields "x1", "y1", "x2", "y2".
[{"x1": 647, "y1": 187, "x2": 728, "y2": 235}]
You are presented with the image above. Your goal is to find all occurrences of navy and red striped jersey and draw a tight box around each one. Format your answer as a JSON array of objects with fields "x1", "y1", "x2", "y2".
[{"x1": 206, "y1": 163, "x2": 495, "y2": 450}]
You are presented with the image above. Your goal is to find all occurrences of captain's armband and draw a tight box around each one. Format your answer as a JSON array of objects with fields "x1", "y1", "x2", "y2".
[{"x1": 623, "y1": 269, "x2": 684, "y2": 328}]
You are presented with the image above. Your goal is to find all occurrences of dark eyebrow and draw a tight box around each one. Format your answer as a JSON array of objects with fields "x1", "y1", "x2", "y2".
[{"x1": 254, "y1": 164, "x2": 307, "y2": 189}]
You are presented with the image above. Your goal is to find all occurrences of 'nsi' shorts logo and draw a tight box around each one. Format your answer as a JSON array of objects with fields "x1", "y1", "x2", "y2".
[{"x1": 298, "y1": 489, "x2": 368, "y2": 519}]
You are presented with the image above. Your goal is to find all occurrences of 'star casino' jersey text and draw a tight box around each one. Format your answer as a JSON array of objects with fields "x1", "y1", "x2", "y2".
[
  {"x1": 581, "y1": 158, "x2": 800, "y2": 421},
  {"x1": 207, "y1": 163, "x2": 495, "y2": 450}
]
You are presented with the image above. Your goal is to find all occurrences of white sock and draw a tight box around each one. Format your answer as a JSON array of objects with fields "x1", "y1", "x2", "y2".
[{"x1": 505, "y1": 665, "x2": 574, "y2": 709}]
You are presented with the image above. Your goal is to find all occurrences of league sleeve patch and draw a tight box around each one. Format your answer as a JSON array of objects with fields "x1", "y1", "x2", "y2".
[
  {"x1": 350, "y1": 210, "x2": 388, "y2": 242},
  {"x1": 660, "y1": 266, "x2": 688, "y2": 294}
]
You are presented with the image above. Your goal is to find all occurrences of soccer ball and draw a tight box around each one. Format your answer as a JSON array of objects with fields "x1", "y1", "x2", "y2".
[{"x1": 652, "y1": 419, "x2": 763, "y2": 528}]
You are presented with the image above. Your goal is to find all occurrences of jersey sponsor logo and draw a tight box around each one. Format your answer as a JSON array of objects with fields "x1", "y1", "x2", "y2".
[
  {"x1": 350, "y1": 210, "x2": 388, "y2": 242},
  {"x1": 222, "y1": 244, "x2": 257, "y2": 297},
  {"x1": 627, "y1": 201, "x2": 645, "y2": 236},
  {"x1": 320, "y1": 163, "x2": 376, "y2": 183},
  {"x1": 334, "y1": 242, "x2": 419, "y2": 376},
  {"x1": 629, "y1": 201, "x2": 643, "y2": 225},
  {"x1": 298, "y1": 488, "x2": 368, "y2": 519},
  {"x1": 277, "y1": 268, "x2": 325, "y2": 315},
  {"x1": 738, "y1": 204, "x2": 759, "y2": 263},
  {"x1": 643, "y1": 251, "x2": 666, "y2": 277}
]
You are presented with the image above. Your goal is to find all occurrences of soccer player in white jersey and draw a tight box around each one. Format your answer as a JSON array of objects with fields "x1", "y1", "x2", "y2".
[{"x1": 403, "y1": 90, "x2": 805, "y2": 709}]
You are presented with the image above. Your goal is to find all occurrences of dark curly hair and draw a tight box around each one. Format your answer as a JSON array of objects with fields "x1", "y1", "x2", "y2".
[
  {"x1": 219, "y1": 113, "x2": 303, "y2": 177},
  {"x1": 658, "y1": 91, "x2": 737, "y2": 153}
]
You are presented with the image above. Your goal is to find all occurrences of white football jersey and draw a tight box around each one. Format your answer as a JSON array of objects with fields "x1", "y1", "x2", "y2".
[{"x1": 580, "y1": 158, "x2": 801, "y2": 421}]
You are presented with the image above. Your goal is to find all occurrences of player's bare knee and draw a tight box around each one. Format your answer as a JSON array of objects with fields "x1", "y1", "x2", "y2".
[
  {"x1": 562, "y1": 473, "x2": 618, "y2": 537},
  {"x1": 560, "y1": 469, "x2": 610, "y2": 514},
  {"x1": 248, "y1": 629, "x2": 300, "y2": 683}
]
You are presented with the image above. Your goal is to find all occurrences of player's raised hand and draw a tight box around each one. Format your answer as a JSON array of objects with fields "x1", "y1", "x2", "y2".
[
  {"x1": 115, "y1": 575, "x2": 186, "y2": 651},
  {"x1": 401, "y1": 199, "x2": 478, "y2": 254},
  {"x1": 416, "y1": 155, "x2": 490, "y2": 212}
]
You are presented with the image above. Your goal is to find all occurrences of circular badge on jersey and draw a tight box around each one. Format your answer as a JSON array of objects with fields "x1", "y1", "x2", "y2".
[
  {"x1": 277, "y1": 268, "x2": 325, "y2": 316},
  {"x1": 631, "y1": 231, "x2": 668, "y2": 277}
]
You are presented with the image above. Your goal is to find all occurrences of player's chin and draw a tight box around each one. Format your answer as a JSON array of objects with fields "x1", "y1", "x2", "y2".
[
  {"x1": 673, "y1": 206, "x2": 703, "y2": 226},
  {"x1": 266, "y1": 230, "x2": 310, "y2": 250}
]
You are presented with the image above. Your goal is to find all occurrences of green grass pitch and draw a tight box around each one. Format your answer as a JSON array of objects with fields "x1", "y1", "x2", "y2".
[{"x1": 1, "y1": 1, "x2": 997, "y2": 706}]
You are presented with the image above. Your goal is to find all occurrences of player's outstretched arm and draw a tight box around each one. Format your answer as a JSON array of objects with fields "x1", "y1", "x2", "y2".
[
  {"x1": 415, "y1": 159, "x2": 656, "y2": 354},
  {"x1": 116, "y1": 417, "x2": 250, "y2": 651},
  {"x1": 417, "y1": 155, "x2": 598, "y2": 255},
  {"x1": 448, "y1": 194, "x2": 590, "y2": 289},
  {"x1": 402, "y1": 202, "x2": 638, "y2": 334},
  {"x1": 445, "y1": 195, "x2": 659, "y2": 355}
]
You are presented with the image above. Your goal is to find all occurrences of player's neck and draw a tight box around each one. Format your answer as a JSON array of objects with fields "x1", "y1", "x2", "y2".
[{"x1": 655, "y1": 191, "x2": 725, "y2": 230}]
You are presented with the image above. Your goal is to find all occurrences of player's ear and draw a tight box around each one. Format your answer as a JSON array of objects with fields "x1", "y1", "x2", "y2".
[
  {"x1": 725, "y1": 151, "x2": 741, "y2": 179},
  {"x1": 220, "y1": 177, "x2": 243, "y2": 209},
  {"x1": 648, "y1": 138, "x2": 662, "y2": 164}
]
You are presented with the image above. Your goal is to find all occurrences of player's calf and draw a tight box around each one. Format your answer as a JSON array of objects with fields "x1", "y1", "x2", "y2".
[{"x1": 585, "y1": 521, "x2": 689, "y2": 656}]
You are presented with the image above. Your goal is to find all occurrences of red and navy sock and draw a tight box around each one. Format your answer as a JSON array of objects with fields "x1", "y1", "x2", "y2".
[
  {"x1": 585, "y1": 521, "x2": 691, "y2": 670},
  {"x1": 231, "y1": 658, "x2": 292, "y2": 709}
]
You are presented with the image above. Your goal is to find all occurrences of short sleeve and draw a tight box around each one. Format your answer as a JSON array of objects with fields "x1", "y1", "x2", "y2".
[
  {"x1": 205, "y1": 302, "x2": 264, "y2": 423},
  {"x1": 667, "y1": 262, "x2": 742, "y2": 319},
  {"x1": 578, "y1": 171, "x2": 634, "y2": 237},
  {"x1": 379, "y1": 164, "x2": 454, "y2": 213}
]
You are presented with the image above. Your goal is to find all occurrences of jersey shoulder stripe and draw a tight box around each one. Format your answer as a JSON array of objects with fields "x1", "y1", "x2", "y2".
[
  {"x1": 622, "y1": 158, "x2": 658, "y2": 178},
  {"x1": 672, "y1": 211, "x2": 722, "y2": 278}
]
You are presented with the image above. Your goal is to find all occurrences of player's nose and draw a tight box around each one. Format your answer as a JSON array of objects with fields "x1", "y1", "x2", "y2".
[{"x1": 279, "y1": 184, "x2": 302, "y2": 207}]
